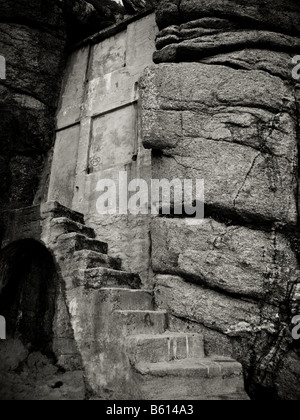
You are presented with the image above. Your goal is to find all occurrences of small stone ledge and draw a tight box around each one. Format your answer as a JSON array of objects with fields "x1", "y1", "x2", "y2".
[{"x1": 40, "y1": 201, "x2": 85, "y2": 224}]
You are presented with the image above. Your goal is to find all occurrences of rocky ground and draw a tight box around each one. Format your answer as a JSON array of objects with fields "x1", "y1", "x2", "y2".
[{"x1": 0, "y1": 338, "x2": 85, "y2": 400}]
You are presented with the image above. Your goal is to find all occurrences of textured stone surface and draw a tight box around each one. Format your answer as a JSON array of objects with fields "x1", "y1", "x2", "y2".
[
  {"x1": 154, "y1": 274, "x2": 274, "y2": 334},
  {"x1": 0, "y1": 0, "x2": 147, "y2": 223},
  {"x1": 139, "y1": 0, "x2": 300, "y2": 400},
  {"x1": 126, "y1": 332, "x2": 204, "y2": 363},
  {"x1": 155, "y1": 0, "x2": 300, "y2": 34},
  {"x1": 151, "y1": 218, "x2": 298, "y2": 303},
  {"x1": 140, "y1": 63, "x2": 298, "y2": 226},
  {"x1": 1, "y1": 0, "x2": 300, "y2": 402},
  {"x1": 0, "y1": 0, "x2": 66, "y2": 214},
  {"x1": 49, "y1": 13, "x2": 158, "y2": 286},
  {"x1": 154, "y1": 27, "x2": 300, "y2": 64},
  {"x1": 122, "y1": 0, "x2": 156, "y2": 15},
  {"x1": 135, "y1": 356, "x2": 248, "y2": 400},
  {"x1": 0, "y1": 203, "x2": 145, "y2": 399},
  {"x1": 154, "y1": 274, "x2": 300, "y2": 399}
]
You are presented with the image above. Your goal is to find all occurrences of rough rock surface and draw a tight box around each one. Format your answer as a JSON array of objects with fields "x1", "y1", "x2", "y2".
[
  {"x1": 0, "y1": 0, "x2": 156, "y2": 229},
  {"x1": 140, "y1": 0, "x2": 300, "y2": 400},
  {"x1": 0, "y1": 339, "x2": 85, "y2": 400},
  {"x1": 151, "y1": 218, "x2": 298, "y2": 304},
  {"x1": 0, "y1": 1, "x2": 135, "y2": 400},
  {"x1": 0, "y1": 0, "x2": 66, "y2": 214},
  {"x1": 141, "y1": 63, "x2": 298, "y2": 226},
  {"x1": 155, "y1": 0, "x2": 300, "y2": 34},
  {"x1": 0, "y1": 0, "x2": 133, "y2": 220},
  {"x1": 1, "y1": 0, "x2": 300, "y2": 401},
  {"x1": 122, "y1": 0, "x2": 156, "y2": 15},
  {"x1": 154, "y1": 274, "x2": 300, "y2": 400}
]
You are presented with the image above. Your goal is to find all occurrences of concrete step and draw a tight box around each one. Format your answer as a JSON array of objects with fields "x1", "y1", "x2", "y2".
[
  {"x1": 74, "y1": 250, "x2": 122, "y2": 270},
  {"x1": 73, "y1": 267, "x2": 141, "y2": 289},
  {"x1": 195, "y1": 392, "x2": 250, "y2": 400},
  {"x1": 58, "y1": 232, "x2": 108, "y2": 254},
  {"x1": 97, "y1": 288, "x2": 154, "y2": 311},
  {"x1": 50, "y1": 217, "x2": 95, "y2": 239},
  {"x1": 114, "y1": 310, "x2": 168, "y2": 335},
  {"x1": 126, "y1": 332, "x2": 204, "y2": 364},
  {"x1": 41, "y1": 201, "x2": 85, "y2": 224},
  {"x1": 134, "y1": 356, "x2": 249, "y2": 400}
]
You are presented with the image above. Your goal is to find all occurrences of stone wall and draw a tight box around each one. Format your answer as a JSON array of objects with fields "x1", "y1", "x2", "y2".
[
  {"x1": 0, "y1": 203, "x2": 87, "y2": 400},
  {"x1": 48, "y1": 12, "x2": 158, "y2": 286},
  {"x1": 140, "y1": 0, "x2": 300, "y2": 400},
  {"x1": 0, "y1": 0, "x2": 144, "y2": 241}
]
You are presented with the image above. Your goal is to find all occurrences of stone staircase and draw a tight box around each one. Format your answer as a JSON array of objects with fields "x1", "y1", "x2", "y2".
[
  {"x1": 47, "y1": 202, "x2": 249, "y2": 400},
  {"x1": 116, "y1": 299, "x2": 248, "y2": 400}
]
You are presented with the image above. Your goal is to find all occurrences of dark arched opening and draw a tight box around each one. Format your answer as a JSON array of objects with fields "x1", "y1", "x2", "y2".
[{"x1": 0, "y1": 239, "x2": 58, "y2": 356}]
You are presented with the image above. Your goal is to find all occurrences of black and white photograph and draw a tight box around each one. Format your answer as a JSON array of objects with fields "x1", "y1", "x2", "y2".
[{"x1": 0, "y1": 0, "x2": 300, "y2": 403}]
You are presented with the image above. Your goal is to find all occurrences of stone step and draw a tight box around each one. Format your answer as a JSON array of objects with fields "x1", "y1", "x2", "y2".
[
  {"x1": 58, "y1": 232, "x2": 108, "y2": 254},
  {"x1": 72, "y1": 268, "x2": 141, "y2": 290},
  {"x1": 194, "y1": 392, "x2": 250, "y2": 400},
  {"x1": 114, "y1": 310, "x2": 168, "y2": 335},
  {"x1": 134, "y1": 356, "x2": 249, "y2": 400},
  {"x1": 126, "y1": 332, "x2": 204, "y2": 364},
  {"x1": 97, "y1": 288, "x2": 154, "y2": 311},
  {"x1": 74, "y1": 250, "x2": 121, "y2": 270},
  {"x1": 50, "y1": 217, "x2": 95, "y2": 239},
  {"x1": 41, "y1": 201, "x2": 85, "y2": 224}
]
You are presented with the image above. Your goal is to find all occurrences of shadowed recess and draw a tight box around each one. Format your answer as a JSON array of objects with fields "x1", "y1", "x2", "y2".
[{"x1": 0, "y1": 240, "x2": 58, "y2": 356}]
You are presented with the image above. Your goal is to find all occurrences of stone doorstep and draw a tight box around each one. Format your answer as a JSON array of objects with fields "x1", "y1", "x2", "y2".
[
  {"x1": 126, "y1": 332, "x2": 205, "y2": 363},
  {"x1": 134, "y1": 357, "x2": 248, "y2": 400},
  {"x1": 58, "y1": 232, "x2": 108, "y2": 255},
  {"x1": 73, "y1": 249, "x2": 122, "y2": 270},
  {"x1": 50, "y1": 217, "x2": 96, "y2": 239},
  {"x1": 114, "y1": 310, "x2": 168, "y2": 335},
  {"x1": 195, "y1": 392, "x2": 250, "y2": 401},
  {"x1": 136, "y1": 356, "x2": 242, "y2": 377},
  {"x1": 72, "y1": 267, "x2": 141, "y2": 289}
]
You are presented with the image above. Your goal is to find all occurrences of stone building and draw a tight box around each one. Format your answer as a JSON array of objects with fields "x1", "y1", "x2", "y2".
[{"x1": 0, "y1": 0, "x2": 299, "y2": 400}]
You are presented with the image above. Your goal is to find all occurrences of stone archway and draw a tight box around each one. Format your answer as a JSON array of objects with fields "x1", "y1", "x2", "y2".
[{"x1": 0, "y1": 239, "x2": 58, "y2": 356}]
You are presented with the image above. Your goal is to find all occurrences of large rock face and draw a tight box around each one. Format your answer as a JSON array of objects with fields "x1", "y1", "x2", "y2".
[
  {"x1": 140, "y1": 0, "x2": 300, "y2": 400},
  {"x1": 0, "y1": 0, "x2": 67, "y2": 214},
  {"x1": 151, "y1": 218, "x2": 298, "y2": 304},
  {"x1": 141, "y1": 63, "x2": 298, "y2": 226},
  {"x1": 0, "y1": 0, "x2": 131, "y2": 232}
]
